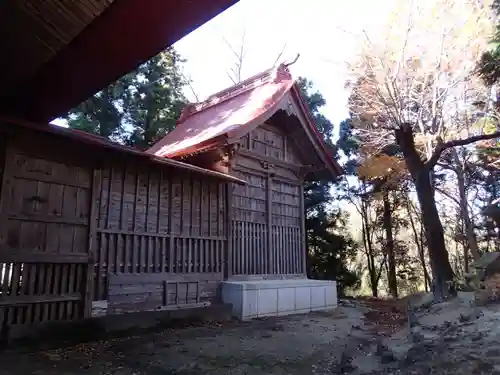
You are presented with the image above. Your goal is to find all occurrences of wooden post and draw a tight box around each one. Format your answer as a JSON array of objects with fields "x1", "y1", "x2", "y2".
[
  {"x1": 84, "y1": 168, "x2": 101, "y2": 318},
  {"x1": 266, "y1": 174, "x2": 273, "y2": 274},
  {"x1": 0, "y1": 140, "x2": 13, "y2": 250},
  {"x1": 225, "y1": 182, "x2": 233, "y2": 279},
  {"x1": 168, "y1": 178, "x2": 174, "y2": 273},
  {"x1": 299, "y1": 183, "x2": 307, "y2": 276},
  {"x1": 0, "y1": 138, "x2": 8, "y2": 343}
]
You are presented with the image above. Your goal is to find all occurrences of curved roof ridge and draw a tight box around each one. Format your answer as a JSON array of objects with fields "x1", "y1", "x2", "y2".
[{"x1": 177, "y1": 64, "x2": 292, "y2": 124}]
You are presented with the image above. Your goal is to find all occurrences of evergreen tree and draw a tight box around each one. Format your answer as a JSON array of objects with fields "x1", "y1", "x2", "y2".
[
  {"x1": 297, "y1": 77, "x2": 359, "y2": 294},
  {"x1": 66, "y1": 48, "x2": 187, "y2": 149}
]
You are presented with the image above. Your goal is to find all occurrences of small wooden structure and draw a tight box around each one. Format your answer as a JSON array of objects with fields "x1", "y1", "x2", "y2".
[
  {"x1": 0, "y1": 118, "x2": 243, "y2": 338},
  {"x1": 148, "y1": 65, "x2": 342, "y2": 319},
  {"x1": 149, "y1": 64, "x2": 342, "y2": 281}
]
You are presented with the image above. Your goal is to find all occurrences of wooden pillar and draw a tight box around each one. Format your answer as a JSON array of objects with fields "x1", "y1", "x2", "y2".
[
  {"x1": 266, "y1": 173, "x2": 273, "y2": 274},
  {"x1": 299, "y1": 183, "x2": 307, "y2": 276},
  {"x1": 225, "y1": 182, "x2": 233, "y2": 279},
  {"x1": 83, "y1": 168, "x2": 101, "y2": 318},
  {"x1": 0, "y1": 139, "x2": 11, "y2": 249},
  {"x1": 0, "y1": 138, "x2": 10, "y2": 341}
]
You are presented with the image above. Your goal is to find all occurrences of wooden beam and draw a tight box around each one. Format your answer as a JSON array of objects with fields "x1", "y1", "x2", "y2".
[{"x1": 2, "y1": 0, "x2": 239, "y2": 121}]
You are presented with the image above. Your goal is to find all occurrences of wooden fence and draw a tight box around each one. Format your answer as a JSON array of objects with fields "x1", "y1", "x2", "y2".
[{"x1": 92, "y1": 164, "x2": 228, "y2": 310}]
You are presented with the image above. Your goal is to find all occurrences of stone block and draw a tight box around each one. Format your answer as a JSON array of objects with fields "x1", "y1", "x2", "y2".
[{"x1": 222, "y1": 278, "x2": 337, "y2": 320}]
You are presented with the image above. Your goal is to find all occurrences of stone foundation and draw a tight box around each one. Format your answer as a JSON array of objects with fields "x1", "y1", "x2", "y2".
[{"x1": 222, "y1": 278, "x2": 337, "y2": 320}]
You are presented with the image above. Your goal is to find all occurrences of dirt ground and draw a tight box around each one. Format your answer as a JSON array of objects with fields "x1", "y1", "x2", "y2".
[{"x1": 2, "y1": 297, "x2": 500, "y2": 374}]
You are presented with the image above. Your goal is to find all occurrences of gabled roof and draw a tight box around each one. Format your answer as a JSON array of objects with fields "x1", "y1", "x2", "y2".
[
  {"x1": 0, "y1": 0, "x2": 239, "y2": 122},
  {"x1": 0, "y1": 116, "x2": 245, "y2": 184},
  {"x1": 147, "y1": 64, "x2": 343, "y2": 177}
]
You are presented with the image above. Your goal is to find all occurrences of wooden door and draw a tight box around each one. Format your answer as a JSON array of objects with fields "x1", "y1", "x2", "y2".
[{"x1": 0, "y1": 145, "x2": 94, "y2": 339}]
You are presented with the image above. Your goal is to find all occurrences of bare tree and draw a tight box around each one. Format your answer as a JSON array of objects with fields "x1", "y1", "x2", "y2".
[
  {"x1": 223, "y1": 29, "x2": 246, "y2": 84},
  {"x1": 346, "y1": 0, "x2": 496, "y2": 299}
]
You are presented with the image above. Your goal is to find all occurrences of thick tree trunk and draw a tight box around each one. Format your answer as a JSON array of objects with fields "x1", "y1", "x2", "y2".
[
  {"x1": 406, "y1": 198, "x2": 431, "y2": 291},
  {"x1": 396, "y1": 125, "x2": 454, "y2": 300},
  {"x1": 414, "y1": 172, "x2": 455, "y2": 298},
  {"x1": 383, "y1": 191, "x2": 398, "y2": 298}
]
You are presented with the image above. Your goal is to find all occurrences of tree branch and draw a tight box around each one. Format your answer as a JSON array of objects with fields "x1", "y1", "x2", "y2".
[{"x1": 426, "y1": 131, "x2": 500, "y2": 169}]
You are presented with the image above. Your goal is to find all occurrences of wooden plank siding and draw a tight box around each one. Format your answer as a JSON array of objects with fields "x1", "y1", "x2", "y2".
[
  {"x1": 0, "y1": 132, "x2": 93, "y2": 336},
  {"x1": 230, "y1": 124, "x2": 306, "y2": 278},
  {"x1": 0, "y1": 126, "x2": 230, "y2": 336},
  {"x1": 94, "y1": 163, "x2": 227, "y2": 312}
]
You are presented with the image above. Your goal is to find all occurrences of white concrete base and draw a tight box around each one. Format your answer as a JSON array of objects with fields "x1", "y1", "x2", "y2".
[{"x1": 221, "y1": 278, "x2": 337, "y2": 320}]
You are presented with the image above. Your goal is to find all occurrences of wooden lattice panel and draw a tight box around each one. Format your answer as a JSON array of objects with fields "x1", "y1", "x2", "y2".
[{"x1": 95, "y1": 164, "x2": 227, "y2": 301}]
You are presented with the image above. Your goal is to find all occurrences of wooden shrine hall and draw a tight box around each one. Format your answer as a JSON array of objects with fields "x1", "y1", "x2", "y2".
[
  {"x1": 0, "y1": 0, "x2": 341, "y2": 341},
  {"x1": 148, "y1": 64, "x2": 342, "y2": 319}
]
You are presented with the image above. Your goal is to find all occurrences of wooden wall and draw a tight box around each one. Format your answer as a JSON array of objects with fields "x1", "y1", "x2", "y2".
[
  {"x1": 0, "y1": 131, "x2": 94, "y2": 334},
  {"x1": 95, "y1": 162, "x2": 227, "y2": 313},
  {"x1": 0, "y1": 126, "x2": 230, "y2": 334},
  {"x1": 230, "y1": 124, "x2": 306, "y2": 277}
]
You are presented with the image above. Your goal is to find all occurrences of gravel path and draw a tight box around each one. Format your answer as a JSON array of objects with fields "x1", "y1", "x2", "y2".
[
  {"x1": 0, "y1": 305, "x2": 374, "y2": 375},
  {"x1": 5, "y1": 297, "x2": 500, "y2": 374}
]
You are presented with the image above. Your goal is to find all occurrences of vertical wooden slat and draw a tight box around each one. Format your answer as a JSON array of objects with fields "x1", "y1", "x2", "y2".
[
  {"x1": 299, "y1": 184, "x2": 307, "y2": 275},
  {"x1": 84, "y1": 168, "x2": 101, "y2": 316},
  {"x1": 215, "y1": 239, "x2": 220, "y2": 273},
  {"x1": 225, "y1": 182, "x2": 232, "y2": 279},
  {"x1": 124, "y1": 234, "x2": 130, "y2": 273},
  {"x1": 168, "y1": 178, "x2": 175, "y2": 273},
  {"x1": 105, "y1": 168, "x2": 113, "y2": 230},
  {"x1": 266, "y1": 175, "x2": 272, "y2": 275},
  {"x1": 0, "y1": 142, "x2": 13, "y2": 251},
  {"x1": 43, "y1": 264, "x2": 53, "y2": 321},
  {"x1": 74, "y1": 264, "x2": 83, "y2": 320},
  {"x1": 140, "y1": 235, "x2": 146, "y2": 272},
  {"x1": 241, "y1": 221, "x2": 247, "y2": 274},
  {"x1": 119, "y1": 166, "x2": 126, "y2": 231},
  {"x1": 117, "y1": 234, "x2": 124, "y2": 273},
  {"x1": 163, "y1": 281, "x2": 168, "y2": 306},
  {"x1": 160, "y1": 236, "x2": 166, "y2": 273},
  {"x1": 145, "y1": 171, "x2": 151, "y2": 233}
]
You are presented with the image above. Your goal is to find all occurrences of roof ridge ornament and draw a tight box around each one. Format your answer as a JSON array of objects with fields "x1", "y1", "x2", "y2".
[{"x1": 273, "y1": 53, "x2": 299, "y2": 83}]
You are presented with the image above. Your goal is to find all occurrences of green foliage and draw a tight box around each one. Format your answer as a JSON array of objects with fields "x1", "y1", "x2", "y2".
[
  {"x1": 298, "y1": 77, "x2": 359, "y2": 294},
  {"x1": 478, "y1": 0, "x2": 500, "y2": 85},
  {"x1": 308, "y1": 210, "x2": 361, "y2": 294},
  {"x1": 66, "y1": 48, "x2": 187, "y2": 149}
]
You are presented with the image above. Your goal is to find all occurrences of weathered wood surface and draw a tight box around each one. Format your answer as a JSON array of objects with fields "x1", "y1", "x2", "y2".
[
  {"x1": 231, "y1": 123, "x2": 306, "y2": 276},
  {"x1": 0, "y1": 134, "x2": 93, "y2": 337},
  {"x1": 108, "y1": 272, "x2": 222, "y2": 314},
  {"x1": 94, "y1": 164, "x2": 227, "y2": 302}
]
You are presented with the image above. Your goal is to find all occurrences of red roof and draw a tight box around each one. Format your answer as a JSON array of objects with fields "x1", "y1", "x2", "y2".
[
  {"x1": 147, "y1": 64, "x2": 343, "y2": 177},
  {"x1": 1, "y1": 116, "x2": 245, "y2": 184}
]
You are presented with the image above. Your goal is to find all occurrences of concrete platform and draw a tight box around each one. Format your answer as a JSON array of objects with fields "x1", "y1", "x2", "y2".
[{"x1": 222, "y1": 278, "x2": 337, "y2": 320}]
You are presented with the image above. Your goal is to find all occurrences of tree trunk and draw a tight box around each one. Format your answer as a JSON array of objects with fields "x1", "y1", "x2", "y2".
[
  {"x1": 414, "y1": 170, "x2": 455, "y2": 299},
  {"x1": 383, "y1": 191, "x2": 398, "y2": 298},
  {"x1": 406, "y1": 198, "x2": 431, "y2": 291},
  {"x1": 396, "y1": 125, "x2": 454, "y2": 300},
  {"x1": 360, "y1": 199, "x2": 379, "y2": 297},
  {"x1": 453, "y1": 151, "x2": 480, "y2": 261}
]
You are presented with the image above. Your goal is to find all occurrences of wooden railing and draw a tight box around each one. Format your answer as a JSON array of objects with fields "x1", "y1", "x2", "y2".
[
  {"x1": 93, "y1": 230, "x2": 226, "y2": 300},
  {"x1": 0, "y1": 252, "x2": 91, "y2": 338}
]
